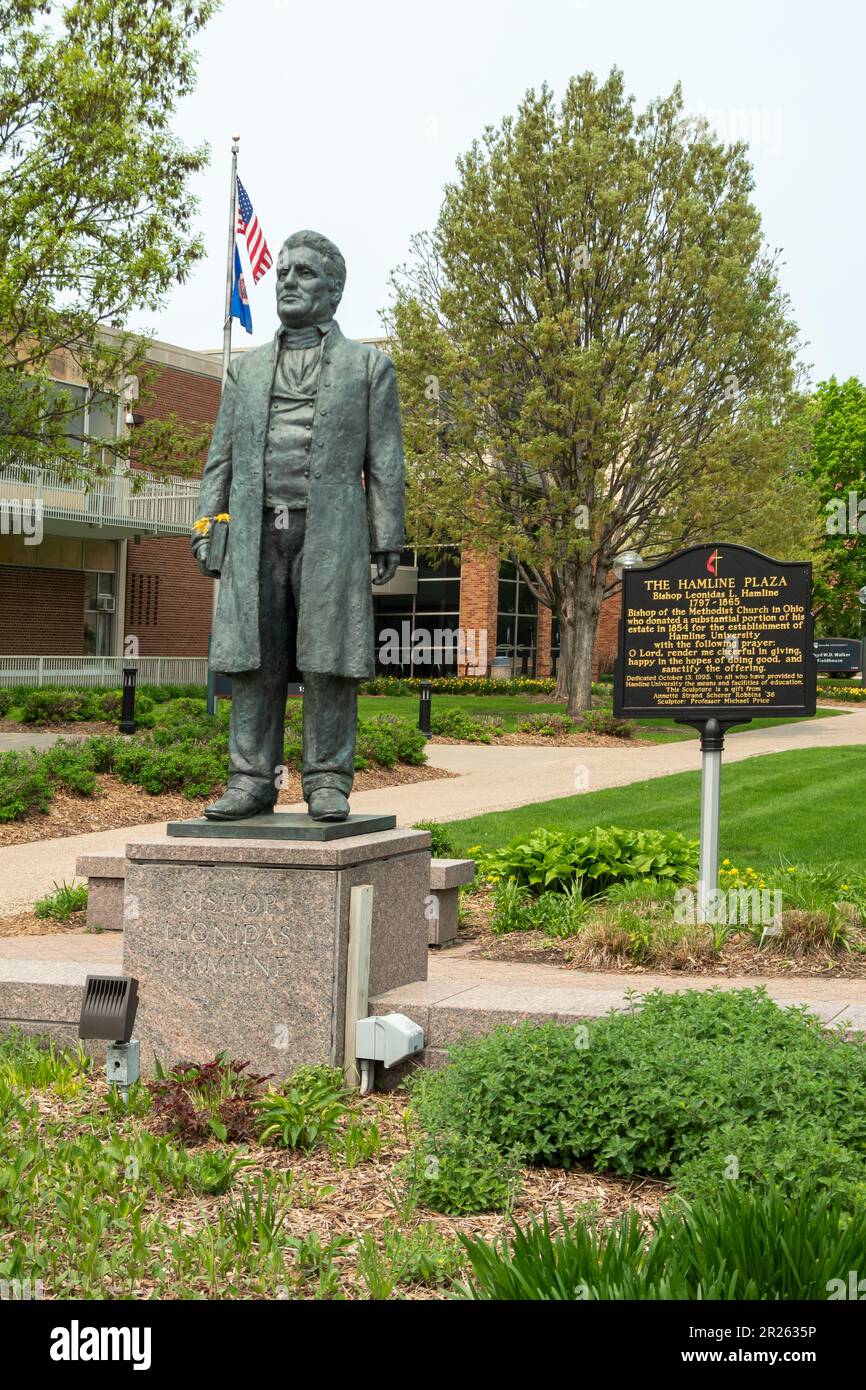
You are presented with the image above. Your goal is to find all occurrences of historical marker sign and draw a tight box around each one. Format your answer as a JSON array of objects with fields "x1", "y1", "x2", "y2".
[{"x1": 613, "y1": 544, "x2": 816, "y2": 722}]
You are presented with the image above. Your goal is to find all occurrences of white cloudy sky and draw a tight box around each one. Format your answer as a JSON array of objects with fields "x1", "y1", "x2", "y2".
[{"x1": 138, "y1": 0, "x2": 865, "y2": 385}]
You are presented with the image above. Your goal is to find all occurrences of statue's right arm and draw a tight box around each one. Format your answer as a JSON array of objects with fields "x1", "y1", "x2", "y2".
[{"x1": 191, "y1": 360, "x2": 238, "y2": 566}]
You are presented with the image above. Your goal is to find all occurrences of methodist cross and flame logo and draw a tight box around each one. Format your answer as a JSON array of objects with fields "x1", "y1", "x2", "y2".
[{"x1": 706, "y1": 549, "x2": 722, "y2": 575}]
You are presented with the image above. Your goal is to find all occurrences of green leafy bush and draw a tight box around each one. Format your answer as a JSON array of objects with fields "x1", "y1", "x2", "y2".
[
  {"x1": 355, "y1": 713, "x2": 427, "y2": 768},
  {"x1": 0, "y1": 749, "x2": 51, "y2": 821},
  {"x1": 430, "y1": 707, "x2": 504, "y2": 742},
  {"x1": 412, "y1": 821, "x2": 454, "y2": 856},
  {"x1": 480, "y1": 825, "x2": 698, "y2": 896},
  {"x1": 515, "y1": 713, "x2": 576, "y2": 737},
  {"x1": 457, "y1": 1182, "x2": 866, "y2": 1300},
  {"x1": 408, "y1": 988, "x2": 866, "y2": 1189},
  {"x1": 0, "y1": 689, "x2": 12, "y2": 717},
  {"x1": 254, "y1": 1065, "x2": 350, "y2": 1151},
  {"x1": 41, "y1": 739, "x2": 98, "y2": 796},
  {"x1": 577, "y1": 709, "x2": 636, "y2": 738},
  {"x1": 398, "y1": 1133, "x2": 521, "y2": 1215}
]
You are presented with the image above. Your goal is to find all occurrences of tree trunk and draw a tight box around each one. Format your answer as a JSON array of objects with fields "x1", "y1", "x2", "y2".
[
  {"x1": 553, "y1": 611, "x2": 572, "y2": 704},
  {"x1": 558, "y1": 560, "x2": 605, "y2": 718}
]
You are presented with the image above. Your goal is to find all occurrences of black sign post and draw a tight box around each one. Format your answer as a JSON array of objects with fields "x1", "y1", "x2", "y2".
[{"x1": 614, "y1": 544, "x2": 816, "y2": 920}]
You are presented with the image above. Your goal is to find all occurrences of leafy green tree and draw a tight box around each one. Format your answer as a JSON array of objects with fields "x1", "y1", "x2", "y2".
[
  {"x1": 808, "y1": 377, "x2": 866, "y2": 637},
  {"x1": 388, "y1": 71, "x2": 803, "y2": 712},
  {"x1": 0, "y1": 0, "x2": 217, "y2": 478}
]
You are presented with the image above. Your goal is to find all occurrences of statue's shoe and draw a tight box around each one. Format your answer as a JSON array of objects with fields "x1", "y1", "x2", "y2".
[
  {"x1": 308, "y1": 788, "x2": 349, "y2": 822},
  {"x1": 204, "y1": 788, "x2": 275, "y2": 821}
]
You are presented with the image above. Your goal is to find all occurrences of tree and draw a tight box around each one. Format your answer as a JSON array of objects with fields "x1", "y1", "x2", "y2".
[
  {"x1": 808, "y1": 377, "x2": 866, "y2": 637},
  {"x1": 0, "y1": 0, "x2": 217, "y2": 478},
  {"x1": 388, "y1": 71, "x2": 803, "y2": 714}
]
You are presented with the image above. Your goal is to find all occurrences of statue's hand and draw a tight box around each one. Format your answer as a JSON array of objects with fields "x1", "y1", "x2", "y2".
[
  {"x1": 191, "y1": 531, "x2": 212, "y2": 577},
  {"x1": 372, "y1": 550, "x2": 401, "y2": 586}
]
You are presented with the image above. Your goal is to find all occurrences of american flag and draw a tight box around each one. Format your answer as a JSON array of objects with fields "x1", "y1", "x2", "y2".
[{"x1": 235, "y1": 177, "x2": 272, "y2": 283}]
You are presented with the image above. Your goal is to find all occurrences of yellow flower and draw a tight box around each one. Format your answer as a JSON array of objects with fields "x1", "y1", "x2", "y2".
[
  {"x1": 193, "y1": 517, "x2": 211, "y2": 535},
  {"x1": 842, "y1": 884, "x2": 850, "y2": 892},
  {"x1": 467, "y1": 845, "x2": 482, "y2": 854},
  {"x1": 214, "y1": 513, "x2": 231, "y2": 523},
  {"x1": 787, "y1": 866, "x2": 797, "y2": 874}
]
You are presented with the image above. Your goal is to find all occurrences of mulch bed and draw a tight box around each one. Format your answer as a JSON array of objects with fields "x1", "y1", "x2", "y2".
[
  {"x1": 22, "y1": 1080, "x2": 666, "y2": 1300},
  {"x1": 430, "y1": 732, "x2": 655, "y2": 748},
  {"x1": 0, "y1": 764, "x2": 453, "y2": 849},
  {"x1": 458, "y1": 887, "x2": 866, "y2": 979}
]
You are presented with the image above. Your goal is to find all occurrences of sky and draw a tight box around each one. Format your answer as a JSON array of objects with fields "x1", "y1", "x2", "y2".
[{"x1": 138, "y1": 0, "x2": 866, "y2": 386}]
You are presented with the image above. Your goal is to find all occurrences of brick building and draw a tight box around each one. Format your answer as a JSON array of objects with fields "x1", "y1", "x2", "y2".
[{"x1": 0, "y1": 336, "x2": 620, "y2": 681}]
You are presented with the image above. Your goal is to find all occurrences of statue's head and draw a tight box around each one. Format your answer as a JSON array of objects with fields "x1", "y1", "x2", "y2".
[{"x1": 276, "y1": 231, "x2": 346, "y2": 328}]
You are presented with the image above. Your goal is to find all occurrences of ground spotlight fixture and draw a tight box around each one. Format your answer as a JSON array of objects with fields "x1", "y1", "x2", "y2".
[{"x1": 78, "y1": 975, "x2": 141, "y2": 1104}]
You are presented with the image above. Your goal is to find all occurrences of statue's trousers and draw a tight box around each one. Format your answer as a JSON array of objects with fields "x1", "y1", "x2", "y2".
[{"x1": 226, "y1": 508, "x2": 358, "y2": 803}]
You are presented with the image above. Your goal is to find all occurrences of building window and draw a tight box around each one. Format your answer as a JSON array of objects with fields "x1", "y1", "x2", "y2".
[
  {"x1": 83, "y1": 572, "x2": 116, "y2": 655},
  {"x1": 372, "y1": 546, "x2": 462, "y2": 676},
  {"x1": 50, "y1": 383, "x2": 119, "y2": 464},
  {"x1": 497, "y1": 560, "x2": 538, "y2": 675}
]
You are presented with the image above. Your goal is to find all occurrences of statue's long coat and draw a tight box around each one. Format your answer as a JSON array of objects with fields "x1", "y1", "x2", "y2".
[{"x1": 196, "y1": 324, "x2": 405, "y2": 677}]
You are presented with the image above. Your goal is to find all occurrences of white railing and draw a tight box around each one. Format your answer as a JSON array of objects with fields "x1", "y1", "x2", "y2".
[
  {"x1": 0, "y1": 656, "x2": 208, "y2": 688},
  {"x1": 0, "y1": 459, "x2": 200, "y2": 535}
]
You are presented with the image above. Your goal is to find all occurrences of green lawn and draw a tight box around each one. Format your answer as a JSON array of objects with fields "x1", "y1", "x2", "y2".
[
  {"x1": 357, "y1": 693, "x2": 843, "y2": 743},
  {"x1": 444, "y1": 746, "x2": 866, "y2": 876}
]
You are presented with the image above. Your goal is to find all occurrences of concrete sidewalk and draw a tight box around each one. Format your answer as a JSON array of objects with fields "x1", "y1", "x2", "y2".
[
  {"x1": 0, "y1": 932, "x2": 862, "y2": 1055},
  {"x1": 0, "y1": 706, "x2": 863, "y2": 917}
]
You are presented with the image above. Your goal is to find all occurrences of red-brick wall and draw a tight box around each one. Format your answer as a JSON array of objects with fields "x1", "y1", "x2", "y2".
[
  {"x1": 0, "y1": 567, "x2": 85, "y2": 654},
  {"x1": 458, "y1": 549, "x2": 499, "y2": 674},
  {"x1": 595, "y1": 588, "x2": 621, "y2": 677},
  {"x1": 125, "y1": 537, "x2": 214, "y2": 657},
  {"x1": 124, "y1": 361, "x2": 220, "y2": 656}
]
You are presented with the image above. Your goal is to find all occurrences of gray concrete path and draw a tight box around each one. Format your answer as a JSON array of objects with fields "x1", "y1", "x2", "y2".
[
  {"x1": 0, "y1": 707, "x2": 863, "y2": 917},
  {"x1": 0, "y1": 932, "x2": 862, "y2": 1043}
]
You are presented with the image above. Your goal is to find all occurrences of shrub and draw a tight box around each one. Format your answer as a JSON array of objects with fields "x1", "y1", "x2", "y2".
[
  {"x1": 515, "y1": 712, "x2": 576, "y2": 737},
  {"x1": 41, "y1": 739, "x2": 98, "y2": 796},
  {"x1": 254, "y1": 1065, "x2": 350, "y2": 1151},
  {"x1": 0, "y1": 689, "x2": 12, "y2": 717},
  {"x1": 412, "y1": 821, "x2": 454, "y2": 857},
  {"x1": 577, "y1": 709, "x2": 636, "y2": 738},
  {"x1": 360, "y1": 676, "x2": 557, "y2": 696},
  {"x1": 0, "y1": 749, "x2": 51, "y2": 821},
  {"x1": 407, "y1": 988, "x2": 866, "y2": 1188},
  {"x1": 457, "y1": 1182, "x2": 866, "y2": 1300},
  {"x1": 430, "y1": 707, "x2": 503, "y2": 742},
  {"x1": 398, "y1": 1133, "x2": 521, "y2": 1215},
  {"x1": 480, "y1": 825, "x2": 699, "y2": 896},
  {"x1": 355, "y1": 713, "x2": 427, "y2": 769}
]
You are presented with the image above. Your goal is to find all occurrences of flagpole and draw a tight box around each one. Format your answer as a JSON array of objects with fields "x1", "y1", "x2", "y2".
[
  {"x1": 222, "y1": 135, "x2": 240, "y2": 384},
  {"x1": 209, "y1": 135, "x2": 240, "y2": 706}
]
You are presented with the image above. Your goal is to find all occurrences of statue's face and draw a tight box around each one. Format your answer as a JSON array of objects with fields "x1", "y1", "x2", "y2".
[{"x1": 276, "y1": 243, "x2": 336, "y2": 327}]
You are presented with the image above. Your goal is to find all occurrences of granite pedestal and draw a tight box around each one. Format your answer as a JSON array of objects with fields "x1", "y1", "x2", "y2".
[{"x1": 122, "y1": 824, "x2": 431, "y2": 1077}]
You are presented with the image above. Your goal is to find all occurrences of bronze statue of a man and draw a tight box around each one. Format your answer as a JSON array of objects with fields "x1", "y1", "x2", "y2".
[{"x1": 191, "y1": 231, "x2": 404, "y2": 822}]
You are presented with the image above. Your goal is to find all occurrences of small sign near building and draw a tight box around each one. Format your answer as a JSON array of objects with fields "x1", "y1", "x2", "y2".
[{"x1": 813, "y1": 638, "x2": 863, "y2": 676}]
